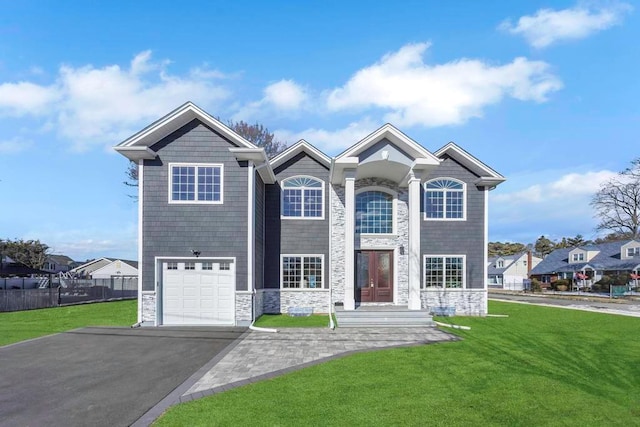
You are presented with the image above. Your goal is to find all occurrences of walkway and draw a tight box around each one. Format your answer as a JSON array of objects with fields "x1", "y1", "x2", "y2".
[{"x1": 134, "y1": 327, "x2": 457, "y2": 425}]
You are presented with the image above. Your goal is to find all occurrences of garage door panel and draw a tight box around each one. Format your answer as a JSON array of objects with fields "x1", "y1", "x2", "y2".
[{"x1": 162, "y1": 260, "x2": 235, "y2": 326}]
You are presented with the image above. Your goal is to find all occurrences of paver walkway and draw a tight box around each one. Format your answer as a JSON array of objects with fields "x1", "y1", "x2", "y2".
[{"x1": 185, "y1": 326, "x2": 458, "y2": 398}]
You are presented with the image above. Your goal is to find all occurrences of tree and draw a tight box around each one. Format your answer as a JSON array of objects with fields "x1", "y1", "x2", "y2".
[
  {"x1": 0, "y1": 239, "x2": 50, "y2": 269},
  {"x1": 534, "y1": 235, "x2": 555, "y2": 258},
  {"x1": 591, "y1": 158, "x2": 640, "y2": 239},
  {"x1": 488, "y1": 242, "x2": 527, "y2": 257},
  {"x1": 123, "y1": 120, "x2": 286, "y2": 195},
  {"x1": 566, "y1": 234, "x2": 588, "y2": 247}
]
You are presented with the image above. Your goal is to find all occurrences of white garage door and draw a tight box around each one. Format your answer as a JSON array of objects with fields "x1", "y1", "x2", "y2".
[{"x1": 162, "y1": 260, "x2": 235, "y2": 325}]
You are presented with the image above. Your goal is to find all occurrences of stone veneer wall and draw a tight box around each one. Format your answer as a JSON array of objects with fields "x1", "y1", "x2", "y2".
[
  {"x1": 235, "y1": 292, "x2": 253, "y2": 326},
  {"x1": 331, "y1": 178, "x2": 410, "y2": 305},
  {"x1": 261, "y1": 289, "x2": 330, "y2": 314},
  {"x1": 420, "y1": 289, "x2": 487, "y2": 316},
  {"x1": 142, "y1": 292, "x2": 156, "y2": 323}
]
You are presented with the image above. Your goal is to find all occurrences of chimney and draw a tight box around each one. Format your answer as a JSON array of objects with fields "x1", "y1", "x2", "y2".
[{"x1": 527, "y1": 251, "x2": 533, "y2": 274}]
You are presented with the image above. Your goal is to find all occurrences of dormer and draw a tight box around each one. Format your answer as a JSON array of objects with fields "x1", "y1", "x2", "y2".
[
  {"x1": 621, "y1": 240, "x2": 640, "y2": 260},
  {"x1": 568, "y1": 247, "x2": 599, "y2": 264},
  {"x1": 495, "y1": 258, "x2": 505, "y2": 268}
]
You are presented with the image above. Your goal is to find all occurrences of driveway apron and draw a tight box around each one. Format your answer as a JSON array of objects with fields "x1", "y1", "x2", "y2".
[{"x1": 0, "y1": 326, "x2": 245, "y2": 427}]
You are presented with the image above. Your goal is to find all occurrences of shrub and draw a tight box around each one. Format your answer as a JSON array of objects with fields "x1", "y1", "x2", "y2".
[
  {"x1": 553, "y1": 279, "x2": 569, "y2": 291},
  {"x1": 531, "y1": 278, "x2": 542, "y2": 293},
  {"x1": 593, "y1": 275, "x2": 611, "y2": 293}
]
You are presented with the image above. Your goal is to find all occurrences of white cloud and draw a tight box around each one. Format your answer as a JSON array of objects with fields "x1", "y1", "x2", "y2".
[
  {"x1": 232, "y1": 79, "x2": 308, "y2": 121},
  {"x1": 0, "y1": 51, "x2": 231, "y2": 150},
  {"x1": 0, "y1": 137, "x2": 33, "y2": 153},
  {"x1": 326, "y1": 43, "x2": 562, "y2": 128},
  {"x1": 275, "y1": 118, "x2": 377, "y2": 153},
  {"x1": 499, "y1": 2, "x2": 632, "y2": 48}
]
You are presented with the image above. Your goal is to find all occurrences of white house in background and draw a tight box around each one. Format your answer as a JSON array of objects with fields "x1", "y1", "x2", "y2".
[
  {"x1": 488, "y1": 252, "x2": 541, "y2": 290},
  {"x1": 43, "y1": 255, "x2": 76, "y2": 274},
  {"x1": 71, "y1": 257, "x2": 138, "y2": 279},
  {"x1": 91, "y1": 259, "x2": 138, "y2": 279}
]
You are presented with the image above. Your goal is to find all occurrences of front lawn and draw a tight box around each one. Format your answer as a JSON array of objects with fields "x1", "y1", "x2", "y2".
[
  {"x1": 156, "y1": 301, "x2": 640, "y2": 426},
  {"x1": 254, "y1": 313, "x2": 333, "y2": 328},
  {"x1": 0, "y1": 300, "x2": 137, "y2": 346}
]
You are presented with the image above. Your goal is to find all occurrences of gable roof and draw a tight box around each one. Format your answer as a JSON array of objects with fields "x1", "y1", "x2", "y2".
[
  {"x1": 488, "y1": 252, "x2": 524, "y2": 275},
  {"x1": 47, "y1": 254, "x2": 75, "y2": 266},
  {"x1": 270, "y1": 139, "x2": 331, "y2": 170},
  {"x1": 530, "y1": 240, "x2": 640, "y2": 275},
  {"x1": 434, "y1": 142, "x2": 505, "y2": 188}
]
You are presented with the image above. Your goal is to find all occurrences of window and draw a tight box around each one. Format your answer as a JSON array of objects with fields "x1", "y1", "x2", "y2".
[
  {"x1": 497, "y1": 260, "x2": 504, "y2": 268},
  {"x1": 572, "y1": 253, "x2": 585, "y2": 262},
  {"x1": 281, "y1": 255, "x2": 323, "y2": 289},
  {"x1": 167, "y1": 262, "x2": 178, "y2": 270},
  {"x1": 356, "y1": 190, "x2": 393, "y2": 234},
  {"x1": 169, "y1": 163, "x2": 223, "y2": 203},
  {"x1": 201, "y1": 262, "x2": 213, "y2": 270},
  {"x1": 282, "y1": 176, "x2": 324, "y2": 219},
  {"x1": 424, "y1": 179, "x2": 465, "y2": 220},
  {"x1": 219, "y1": 262, "x2": 231, "y2": 271},
  {"x1": 185, "y1": 262, "x2": 195, "y2": 270},
  {"x1": 423, "y1": 255, "x2": 465, "y2": 288},
  {"x1": 627, "y1": 247, "x2": 640, "y2": 257}
]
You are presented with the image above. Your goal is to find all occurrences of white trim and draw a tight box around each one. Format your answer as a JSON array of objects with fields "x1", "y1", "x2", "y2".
[
  {"x1": 167, "y1": 162, "x2": 224, "y2": 205},
  {"x1": 434, "y1": 142, "x2": 505, "y2": 184},
  {"x1": 137, "y1": 160, "x2": 144, "y2": 323},
  {"x1": 423, "y1": 177, "x2": 467, "y2": 221},
  {"x1": 248, "y1": 162, "x2": 255, "y2": 292},
  {"x1": 270, "y1": 139, "x2": 331, "y2": 169},
  {"x1": 344, "y1": 171, "x2": 356, "y2": 310},
  {"x1": 484, "y1": 188, "x2": 489, "y2": 306},
  {"x1": 355, "y1": 186, "x2": 398, "y2": 235},
  {"x1": 422, "y1": 254, "x2": 467, "y2": 289},
  {"x1": 280, "y1": 254, "x2": 325, "y2": 289},
  {"x1": 408, "y1": 173, "x2": 421, "y2": 310},
  {"x1": 280, "y1": 175, "x2": 326, "y2": 220}
]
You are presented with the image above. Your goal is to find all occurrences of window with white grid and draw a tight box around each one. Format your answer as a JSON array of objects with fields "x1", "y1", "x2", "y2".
[
  {"x1": 355, "y1": 190, "x2": 393, "y2": 234},
  {"x1": 424, "y1": 179, "x2": 465, "y2": 220},
  {"x1": 282, "y1": 176, "x2": 324, "y2": 219},
  {"x1": 169, "y1": 163, "x2": 223, "y2": 204},
  {"x1": 423, "y1": 255, "x2": 465, "y2": 288},
  {"x1": 281, "y1": 255, "x2": 323, "y2": 289}
]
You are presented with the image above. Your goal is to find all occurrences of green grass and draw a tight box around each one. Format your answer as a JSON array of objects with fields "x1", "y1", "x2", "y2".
[
  {"x1": 0, "y1": 300, "x2": 137, "y2": 346},
  {"x1": 156, "y1": 301, "x2": 640, "y2": 426},
  {"x1": 254, "y1": 313, "x2": 333, "y2": 328}
]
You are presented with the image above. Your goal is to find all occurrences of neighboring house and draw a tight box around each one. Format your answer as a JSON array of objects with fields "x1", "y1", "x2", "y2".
[
  {"x1": 43, "y1": 254, "x2": 75, "y2": 274},
  {"x1": 115, "y1": 102, "x2": 505, "y2": 326},
  {"x1": 487, "y1": 252, "x2": 541, "y2": 290},
  {"x1": 71, "y1": 257, "x2": 138, "y2": 279},
  {"x1": 529, "y1": 240, "x2": 640, "y2": 288}
]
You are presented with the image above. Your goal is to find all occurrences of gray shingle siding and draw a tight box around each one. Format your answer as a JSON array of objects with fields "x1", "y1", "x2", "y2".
[
  {"x1": 264, "y1": 152, "x2": 330, "y2": 289},
  {"x1": 421, "y1": 156, "x2": 486, "y2": 289},
  {"x1": 142, "y1": 119, "x2": 248, "y2": 292}
]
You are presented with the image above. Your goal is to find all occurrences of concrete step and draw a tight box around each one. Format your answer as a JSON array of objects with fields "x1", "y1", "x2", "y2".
[{"x1": 334, "y1": 307, "x2": 434, "y2": 328}]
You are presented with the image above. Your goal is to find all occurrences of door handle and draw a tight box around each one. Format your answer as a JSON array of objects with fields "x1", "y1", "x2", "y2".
[{"x1": 370, "y1": 281, "x2": 374, "y2": 287}]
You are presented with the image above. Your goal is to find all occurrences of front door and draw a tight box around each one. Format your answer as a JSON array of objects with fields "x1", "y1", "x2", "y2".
[{"x1": 356, "y1": 250, "x2": 393, "y2": 303}]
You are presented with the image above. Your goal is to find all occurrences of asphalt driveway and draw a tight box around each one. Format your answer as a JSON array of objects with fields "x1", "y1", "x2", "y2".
[{"x1": 0, "y1": 326, "x2": 245, "y2": 427}]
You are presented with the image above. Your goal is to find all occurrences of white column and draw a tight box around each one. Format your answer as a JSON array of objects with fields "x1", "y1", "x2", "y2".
[
  {"x1": 408, "y1": 171, "x2": 422, "y2": 310},
  {"x1": 343, "y1": 170, "x2": 356, "y2": 310}
]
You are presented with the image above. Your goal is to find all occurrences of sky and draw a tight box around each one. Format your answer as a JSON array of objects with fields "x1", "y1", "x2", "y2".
[{"x1": 0, "y1": 1, "x2": 638, "y2": 261}]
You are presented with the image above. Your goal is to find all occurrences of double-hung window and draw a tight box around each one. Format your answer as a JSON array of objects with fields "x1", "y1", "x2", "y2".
[
  {"x1": 627, "y1": 247, "x2": 640, "y2": 257},
  {"x1": 169, "y1": 163, "x2": 223, "y2": 204},
  {"x1": 423, "y1": 255, "x2": 465, "y2": 288},
  {"x1": 281, "y1": 255, "x2": 323, "y2": 289},
  {"x1": 424, "y1": 178, "x2": 465, "y2": 220},
  {"x1": 282, "y1": 176, "x2": 324, "y2": 219}
]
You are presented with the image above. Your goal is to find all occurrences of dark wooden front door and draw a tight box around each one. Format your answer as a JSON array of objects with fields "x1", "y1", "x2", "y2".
[{"x1": 355, "y1": 250, "x2": 393, "y2": 303}]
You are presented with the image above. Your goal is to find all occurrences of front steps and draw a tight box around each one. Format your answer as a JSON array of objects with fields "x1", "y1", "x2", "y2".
[{"x1": 334, "y1": 305, "x2": 434, "y2": 328}]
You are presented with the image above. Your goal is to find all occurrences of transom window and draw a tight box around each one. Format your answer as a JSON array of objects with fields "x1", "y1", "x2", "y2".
[
  {"x1": 202, "y1": 262, "x2": 213, "y2": 270},
  {"x1": 356, "y1": 191, "x2": 393, "y2": 234},
  {"x1": 424, "y1": 179, "x2": 465, "y2": 220},
  {"x1": 169, "y1": 163, "x2": 223, "y2": 204},
  {"x1": 423, "y1": 255, "x2": 465, "y2": 288},
  {"x1": 282, "y1": 176, "x2": 324, "y2": 219},
  {"x1": 281, "y1": 255, "x2": 323, "y2": 289}
]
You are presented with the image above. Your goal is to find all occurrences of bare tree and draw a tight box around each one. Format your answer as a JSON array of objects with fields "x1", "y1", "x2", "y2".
[
  {"x1": 0, "y1": 239, "x2": 50, "y2": 269},
  {"x1": 591, "y1": 159, "x2": 640, "y2": 239}
]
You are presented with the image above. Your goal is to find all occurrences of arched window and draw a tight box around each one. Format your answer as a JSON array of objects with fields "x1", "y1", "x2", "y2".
[
  {"x1": 424, "y1": 178, "x2": 465, "y2": 220},
  {"x1": 282, "y1": 176, "x2": 324, "y2": 219},
  {"x1": 356, "y1": 190, "x2": 394, "y2": 234}
]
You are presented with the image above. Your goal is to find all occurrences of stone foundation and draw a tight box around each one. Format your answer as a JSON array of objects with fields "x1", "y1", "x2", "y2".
[
  {"x1": 235, "y1": 292, "x2": 253, "y2": 326},
  {"x1": 420, "y1": 289, "x2": 487, "y2": 316},
  {"x1": 261, "y1": 289, "x2": 330, "y2": 314},
  {"x1": 141, "y1": 292, "x2": 156, "y2": 323}
]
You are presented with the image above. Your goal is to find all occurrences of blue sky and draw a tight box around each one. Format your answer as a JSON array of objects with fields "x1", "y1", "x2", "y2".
[{"x1": 0, "y1": 1, "x2": 637, "y2": 261}]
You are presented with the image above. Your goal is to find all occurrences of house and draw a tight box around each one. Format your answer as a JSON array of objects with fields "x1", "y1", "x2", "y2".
[
  {"x1": 115, "y1": 102, "x2": 505, "y2": 326},
  {"x1": 70, "y1": 257, "x2": 138, "y2": 279},
  {"x1": 42, "y1": 254, "x2": 75, "y2": 274},
  {"x1": 487, "y1": 252, "x2": 541, "y2": 290},
  {"x1": 529, "y1": 240, "x2": 640, "y2": 288}
]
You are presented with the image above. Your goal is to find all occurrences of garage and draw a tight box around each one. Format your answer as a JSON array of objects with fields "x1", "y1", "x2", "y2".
[{"x1": 161, "y1": 259, "x2": 235, "y2": 325}]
